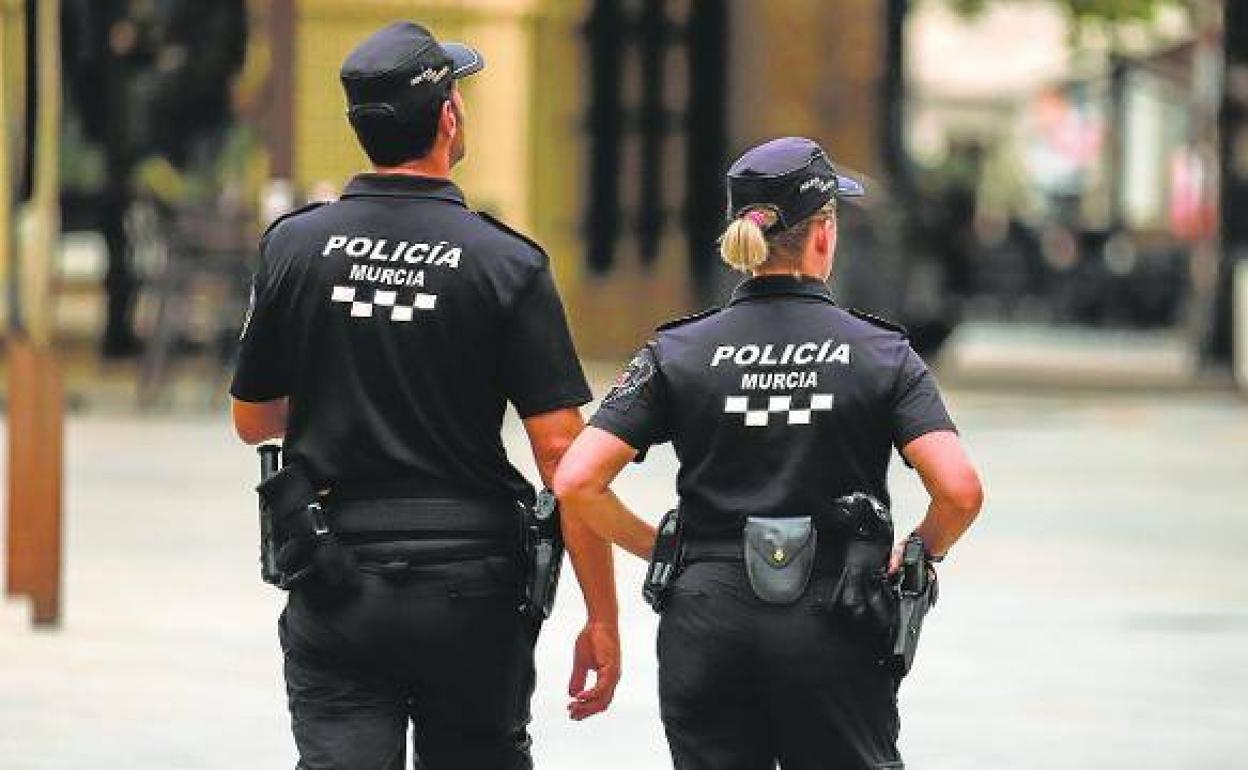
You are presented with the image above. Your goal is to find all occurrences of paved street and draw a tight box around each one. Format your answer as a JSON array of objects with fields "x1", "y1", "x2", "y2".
[{"x1": 2, "y1": 387, "x2": 1247, "y2": 769}]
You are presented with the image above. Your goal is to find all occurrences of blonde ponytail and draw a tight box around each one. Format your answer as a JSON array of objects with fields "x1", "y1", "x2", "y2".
[{"x1": 719, "y1": 208, "x2": 777, "y2": 273}]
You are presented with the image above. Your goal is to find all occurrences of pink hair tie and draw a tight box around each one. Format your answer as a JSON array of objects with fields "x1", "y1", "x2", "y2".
[{"x1": 744, "y1": 209, "x2": 770, "y2": 229}]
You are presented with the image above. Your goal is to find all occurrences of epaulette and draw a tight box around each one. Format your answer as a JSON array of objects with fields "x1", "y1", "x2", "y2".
[
  {"x1": 656, "y1": 306, "x2": 722, "y2": 332},
  {"x1": 849, "y1": 308, "x2": 908, "y2": 337},
  {"x1": 261, "y1": 201, "x2": 327, "y2": 240},
  {"x1": 476, "y1": 211, "x2": 548, "y2": 255}
]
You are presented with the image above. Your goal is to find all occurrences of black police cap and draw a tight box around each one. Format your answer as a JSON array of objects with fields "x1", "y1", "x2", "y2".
[
  {"x1": 726, "y1": 137, "x2": 865, "y2": 234},
  {"x1": 340, "y1": 22, "x2": 484, "y2": 127}
]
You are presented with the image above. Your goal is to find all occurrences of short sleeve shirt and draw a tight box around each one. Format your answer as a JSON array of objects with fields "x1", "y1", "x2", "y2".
[
  {"x1": 589, "y1": 274, "x2": 955, "y2": 539},
  {"x1": 232, "y1": 174, "x2": 591, "y2": 500}
]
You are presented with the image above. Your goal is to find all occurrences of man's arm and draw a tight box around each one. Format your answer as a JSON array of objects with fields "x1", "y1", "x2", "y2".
[
  {"x1": 522, "y1": 407, "x2": 621, "y2": 721},
  {"x1": 231, "y1": 397, "x2": 288, "y2": 445},
  {"x1": 897, "y1": 430, "x2": 983, "y2": 566}
]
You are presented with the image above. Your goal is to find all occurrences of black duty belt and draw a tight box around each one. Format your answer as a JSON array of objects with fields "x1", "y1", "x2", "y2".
[
  {"x1": 683, "y1": 538, "x2": 845, "y2": 572},
  {"x1": 330, "y1": 497, "x2": 520, "y2": 541},
  {"x1": 681, "y1": 539, "x2": 742, "y2": 562}
]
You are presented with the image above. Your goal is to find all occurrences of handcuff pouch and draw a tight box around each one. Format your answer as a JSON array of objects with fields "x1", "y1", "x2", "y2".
[{"x1": 743, "y1": 516, "x2": 817, "y2": 605}]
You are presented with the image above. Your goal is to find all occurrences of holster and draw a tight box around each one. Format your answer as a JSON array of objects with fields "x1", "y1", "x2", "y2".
[
  {"x1": 888, "y1": 533, "x2": 938, "y2": 677},
  {"x1": 743, "y1": 516, "x2": 817, "y2": 605},
  {"x1": 822, "y1": 493, "x2": 896, "y2": 641},
  {"x1": 643, "y1": 508, "x2": 683, "y2": 612},
  {"x1": 255, "y1": 461, "x2": 358, "y2": 594},
  {"x1": 519, "y1": 489, "x2": 564, "y2": 622}
]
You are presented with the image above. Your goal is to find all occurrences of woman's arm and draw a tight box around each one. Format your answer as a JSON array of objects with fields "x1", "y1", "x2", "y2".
[
  {"x1": 553, "y1": 426, "x2": 658, "y2": 561},
  {"x1": 899, "y1": 430, "x2": 983, "y2": 560}
]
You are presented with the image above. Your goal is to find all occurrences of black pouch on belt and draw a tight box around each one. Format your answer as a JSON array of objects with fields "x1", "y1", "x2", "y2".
[
  {"x1": 824, "y1": 493, "x2": 895, "y2": 640},
  {"x1": 743, "y1": 516, "x2": 817, "y2": 605},
  {"x1": 256, "y1": 463, "x2": 359, "y2": 595}
]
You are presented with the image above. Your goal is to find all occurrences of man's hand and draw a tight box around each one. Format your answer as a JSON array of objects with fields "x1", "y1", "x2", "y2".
[{"x1": 567, "y1": 620, "x2": 620, "y2": 721}]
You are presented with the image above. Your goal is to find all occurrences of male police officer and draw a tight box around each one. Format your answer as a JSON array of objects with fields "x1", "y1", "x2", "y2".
[{"x1": 230, "y1": 22, "x2": 620, "y2": 770}]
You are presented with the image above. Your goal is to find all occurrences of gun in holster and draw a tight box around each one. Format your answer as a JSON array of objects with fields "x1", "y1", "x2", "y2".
[
  {"x1": 644, "y1": 508, "x2": 683, "y2": 613},
  {"x1": 888, "y1": 533, "x2": 939, "y2": 677},
  {"x1": 519, "y1": 489, "x2": 564, "y2": 622},
  {"x1": 254, "y1": 446, "x2": 357, "y2": 592}
]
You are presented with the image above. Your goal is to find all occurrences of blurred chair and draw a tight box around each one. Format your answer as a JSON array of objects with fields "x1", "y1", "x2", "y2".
[{"x1": 134, "y1": 197, "x2": 254, "y2": 409}]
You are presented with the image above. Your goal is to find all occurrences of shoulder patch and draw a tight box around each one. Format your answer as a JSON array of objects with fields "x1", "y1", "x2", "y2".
[
  {"x1": 261, "y1": 201, "x2": 327, "y2": 240},
  {"x1": 476, "y1": 211, "x2": 547, "y2": 256},
  {"x1": 656, "y1": 306, "x2": 721, "y2": 332},
  {"x1": 602, "y1": 346, "x2": 658, "y2": 406},
  {"x1": 849, "y1": 308, "x2": 908, "y2": 337}
]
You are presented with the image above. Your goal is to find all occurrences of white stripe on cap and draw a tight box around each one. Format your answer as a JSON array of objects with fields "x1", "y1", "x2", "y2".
[
  {"x1": 452, "y1": 49, "x2": 482, "y2": 77},
  {"x1": 836, "y1": 175, "x2": 865, "y2": 198}
]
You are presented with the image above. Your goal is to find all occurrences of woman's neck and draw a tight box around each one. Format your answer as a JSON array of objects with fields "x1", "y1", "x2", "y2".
[{"x1": 752, "y1": 266, "x2": 818, "y2": 281}]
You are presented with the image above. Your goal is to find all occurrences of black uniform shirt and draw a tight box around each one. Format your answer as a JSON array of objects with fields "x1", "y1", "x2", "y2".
[
  {"x1": 231, "y1": 174, "x2": 591, "y2": 501},
  {"x1": 590, "y1": 274, "x2": 956, "y2": 539}
]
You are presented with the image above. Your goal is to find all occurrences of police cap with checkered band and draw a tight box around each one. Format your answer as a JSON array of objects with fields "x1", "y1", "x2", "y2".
[{"x1": 726, "y1": 137, "x2": 865, "y2": 235}]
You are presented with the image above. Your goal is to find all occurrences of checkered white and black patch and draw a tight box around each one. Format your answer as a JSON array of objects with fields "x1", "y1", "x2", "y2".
[
  {"x1": 723, "y1": 393, "x2": 834, "y2": 427},
  {"x1": 329, "y1": 285, "x2": 438, "y2": 322}
]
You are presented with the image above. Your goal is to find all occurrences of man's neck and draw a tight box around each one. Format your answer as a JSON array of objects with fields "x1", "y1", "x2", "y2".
[{"x1": 374, "y1": 155, "x2": 451, "y2": 180}]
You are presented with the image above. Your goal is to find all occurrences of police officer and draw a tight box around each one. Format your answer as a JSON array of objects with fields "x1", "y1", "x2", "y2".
[
  {"x1": 230, "y1": 22, "x2": 620, "y2": 770},
  {"x1": 554, "y1": 137, "x2": 984, "y2": 769}
]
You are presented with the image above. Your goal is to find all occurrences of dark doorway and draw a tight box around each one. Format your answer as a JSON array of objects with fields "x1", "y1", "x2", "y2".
[{"x1": 582, "y1": 0, "x2": 728, "y2": 296}]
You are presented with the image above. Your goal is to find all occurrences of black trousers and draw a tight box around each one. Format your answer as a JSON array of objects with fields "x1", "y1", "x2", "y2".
[
  {"x1": 657, "y1": 561, "x2": 903, "y2": 770},
  {"x1": 278, "y1": 555, "x2": 537, "y2": 770}
]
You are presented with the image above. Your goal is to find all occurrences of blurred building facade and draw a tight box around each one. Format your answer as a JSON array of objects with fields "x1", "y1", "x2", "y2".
[
  {"x1": 12, "y1": 0, "x2": 1239, "y2": 371},
  {"x1": 268, "y1": 0, "x2": 892, "y2": 358},
  {"x1": 903, "y1": 2, "x2": 1220, "y2": 338}
]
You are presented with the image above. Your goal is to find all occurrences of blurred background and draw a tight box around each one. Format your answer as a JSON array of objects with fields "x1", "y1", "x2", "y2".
[{"x1": 1, "y1": 1, "x2": 1246, "y2": 768}]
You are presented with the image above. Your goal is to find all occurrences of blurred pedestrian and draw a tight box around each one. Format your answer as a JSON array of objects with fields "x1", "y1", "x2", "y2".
[{"x1": 61, "y1": 0, "x2": 246, "y2": 357}]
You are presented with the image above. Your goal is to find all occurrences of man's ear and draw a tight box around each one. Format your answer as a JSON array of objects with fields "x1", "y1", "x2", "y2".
[
  {"x1": 813, "y1": 217, "x2": 831, "y2": 254},
  {"x1": 441, "y1": 99, "x2": 457, "y2": 139}
]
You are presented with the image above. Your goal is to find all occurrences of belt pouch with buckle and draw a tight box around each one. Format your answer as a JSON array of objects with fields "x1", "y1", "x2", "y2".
[
  {"x1": 743, "y1": 516, "x2": 817, "y2": 605},
  {"x1": 257, "y1": 463, "x2": 358, "y2": 593}
]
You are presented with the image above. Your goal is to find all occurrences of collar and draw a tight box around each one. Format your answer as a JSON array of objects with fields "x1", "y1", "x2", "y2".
[
  {"x1": 340, "y1": 173, "x2": 467, "y2": 206},
  {"x1": 727, "y1": 274, "x2": 835, "y2": 306}
]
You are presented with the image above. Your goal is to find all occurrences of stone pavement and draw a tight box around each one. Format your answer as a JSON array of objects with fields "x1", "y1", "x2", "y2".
[
  {"x1": 2, "y1": 388, "x2": 1247, "y2": 769},
  {"x1": 935, "y1": 322, "x2": 1208, "y2": 392}
]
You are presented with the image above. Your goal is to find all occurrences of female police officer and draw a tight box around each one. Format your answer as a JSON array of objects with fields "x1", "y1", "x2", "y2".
[{"x1": 554, "y1": 137, "x2": 983, "y2": 769}]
